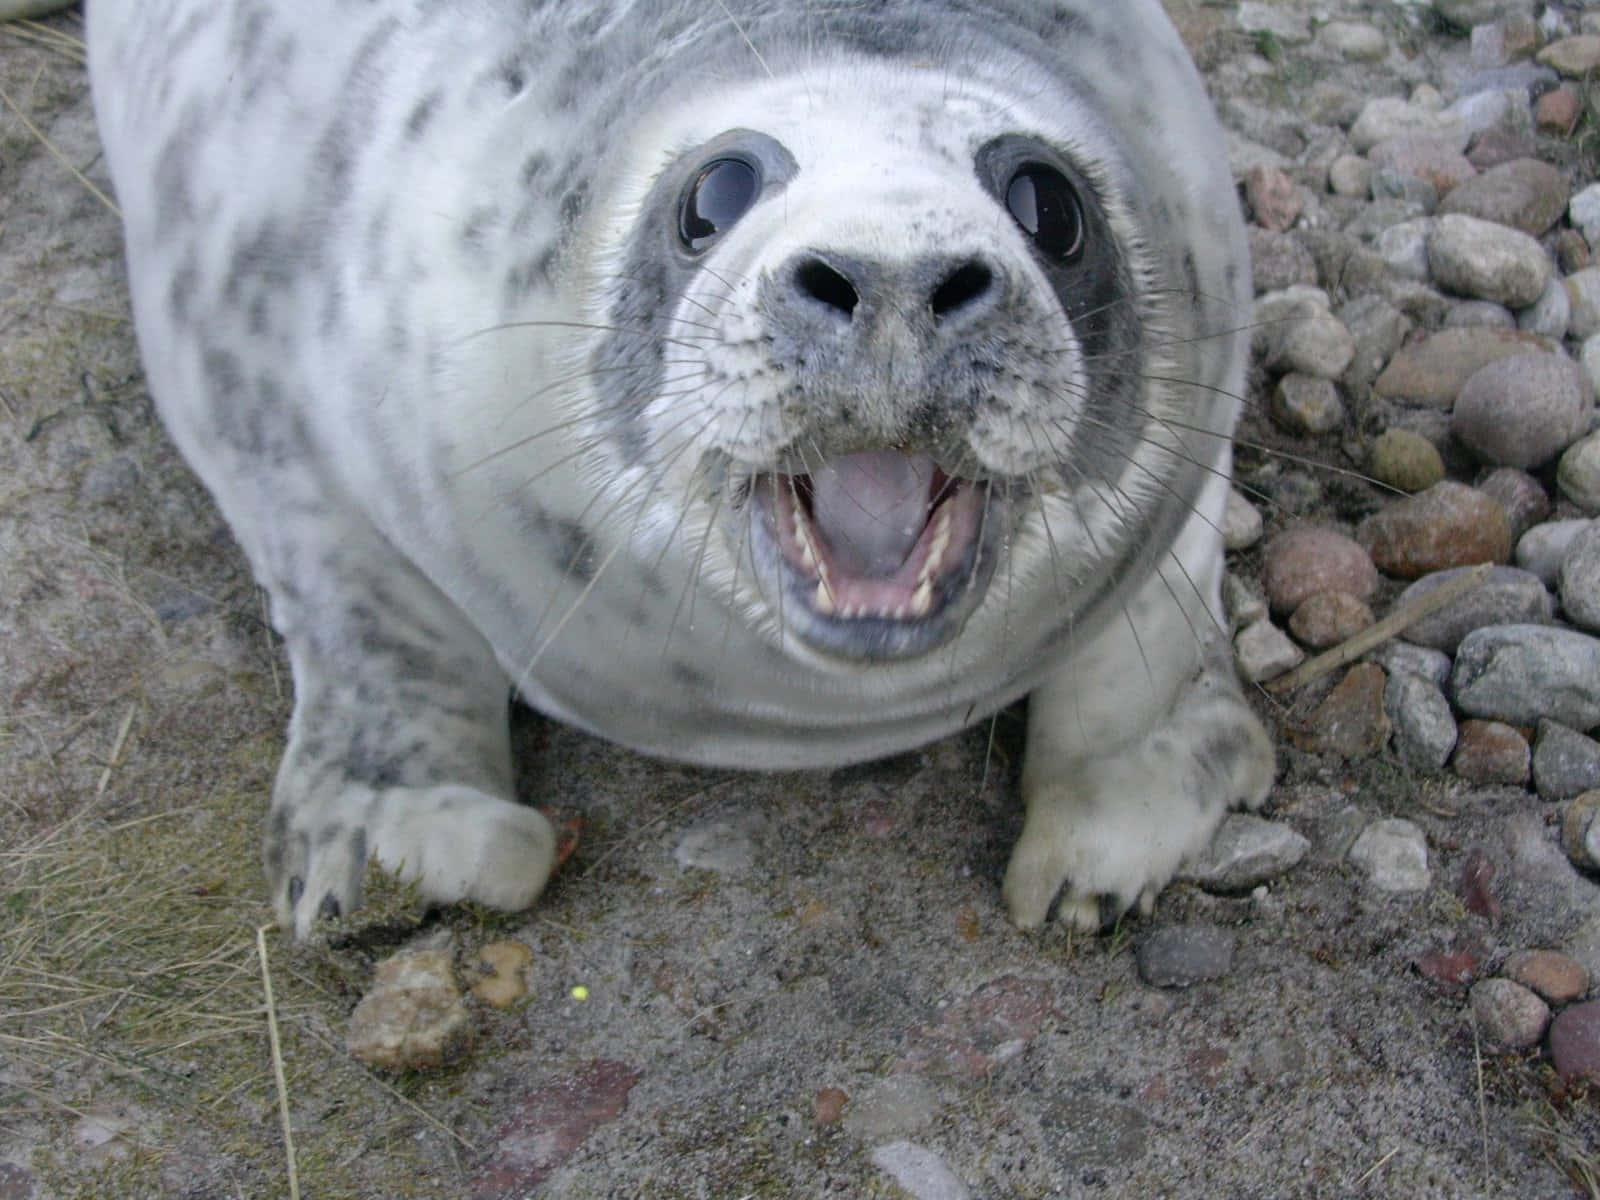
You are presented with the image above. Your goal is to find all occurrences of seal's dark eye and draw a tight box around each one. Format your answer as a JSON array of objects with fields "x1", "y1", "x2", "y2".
[
  {"x1": 1004, "y1": 163, "x2": 1084, "y2": 262},
  {"x1": 680, "y1": 157, "x2": 761, "y2": 251}
]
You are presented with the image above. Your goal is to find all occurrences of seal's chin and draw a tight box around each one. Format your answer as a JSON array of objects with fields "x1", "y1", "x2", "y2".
[{"x1": 748, "y1": 450, "x2": 1001, "y2": 661}]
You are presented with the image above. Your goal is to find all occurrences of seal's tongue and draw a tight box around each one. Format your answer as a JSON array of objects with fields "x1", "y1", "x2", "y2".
[{"x1": 811, "y1": 451, "x2": 936, "y2": 578}]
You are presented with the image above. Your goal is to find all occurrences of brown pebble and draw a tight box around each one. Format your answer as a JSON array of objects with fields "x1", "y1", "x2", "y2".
[
  {"x1": 1452, "y1": 720, "x2": 1530, "y2": 785},
  {"x1": 1535, "y1": 85, "x2": 1582, "y2": 134},
  {"x1": 1561, "y1": 789, "x2": 1600, "y2": 870},
  {"x1": 814, "y1": 1087, "x2": 849, "y2": 1126},
  {"x1": 347, "y1": 948, "x2": 472, "y2": 1071},
  {"x1": 1245, "y1": 163, "x2": 1302, "y2": 233},
  {"x1": 1416, "y1": 948, "x2": 1481, "y2": 992},
  {"x1": 1291, "y1": 663, "x2": 1389, "y2": 758},
  {"x1": 1503, "y1": 949, "x2": 1588, "y2": 1006},
  {"x1": 1263, "y1": 527, "x2": 1378, "y2": 614},
  {"x1": 1357, "y1": 482, "x2": 1512, "y2": 579},
  {"x1": 472, "y1": 940, "x2": 534, "y2": 1009},
  {"x1": 1288, "y1": 590, "x2": 1374, "y2": 649},
  {"x1": 1548, "y1": 1000, "x2": 1600, "y2": 1083}
]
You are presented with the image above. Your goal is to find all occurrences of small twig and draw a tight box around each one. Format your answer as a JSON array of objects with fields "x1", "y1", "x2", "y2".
[
  {"x1": 1265, "y1": 562, "x2": 1495, "y2": 694},
  {"x1": 1472, "y1": 1015, "x2": 1490, "y2": 1189},
  {"x1": 0, "y1": 80, "x2": 119, "y2": 215},
  {"x1": 1353, "y1": 1145, "x2": 1399, "y2": 1186},
  {"x1": 94, "y1": 703, "x2": 137, "y2": 797},
  {"x1": 256, "y1": 926, "x2": 301, "y2": 1200}
]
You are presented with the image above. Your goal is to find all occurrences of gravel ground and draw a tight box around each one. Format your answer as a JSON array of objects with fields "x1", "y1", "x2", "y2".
[{"x1": 3, "y1": 3, "x2": 1600, "y2": 1198}]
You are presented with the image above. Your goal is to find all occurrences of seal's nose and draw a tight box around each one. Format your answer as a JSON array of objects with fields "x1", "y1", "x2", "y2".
[{"x1": 786, "y1": 252, "x2": 1002, "y2": 329}]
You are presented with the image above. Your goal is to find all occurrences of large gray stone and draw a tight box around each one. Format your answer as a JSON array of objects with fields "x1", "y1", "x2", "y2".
[{"x1": 1451, "y1": 624, "x2": 1600, "y2": 730}]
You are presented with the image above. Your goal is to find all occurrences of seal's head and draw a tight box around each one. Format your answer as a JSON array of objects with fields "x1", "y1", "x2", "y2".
[{"x1": 580, "y1": 54, "x2": 1243, "y2": 677}]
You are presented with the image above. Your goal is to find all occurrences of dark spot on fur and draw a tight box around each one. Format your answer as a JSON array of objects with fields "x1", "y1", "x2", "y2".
[
  {"x1": 405, "y1": 90, "x2": 442, "y2": 139},
  {"x1": 550, "y1": 519, "x2": 599, "y2": 583}
]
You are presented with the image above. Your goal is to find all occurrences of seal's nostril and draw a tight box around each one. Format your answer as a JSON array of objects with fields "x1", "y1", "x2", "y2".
[
  {"x1": 930, "y1": 260, "x2": 993, "y2": 319},
  {"x1": 795, "y1": 257, "x2": 859, "y2": 317}
]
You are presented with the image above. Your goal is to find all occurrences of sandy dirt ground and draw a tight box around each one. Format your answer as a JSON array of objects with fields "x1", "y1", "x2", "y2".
[{"x1": 2, "y1": 4, "x2": 1598, "y2": 1198}]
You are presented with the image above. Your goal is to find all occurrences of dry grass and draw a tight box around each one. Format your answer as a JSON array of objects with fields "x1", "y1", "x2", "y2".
[{"x1": 0, "y1": 786, "x2": 480, "y2": 1197}]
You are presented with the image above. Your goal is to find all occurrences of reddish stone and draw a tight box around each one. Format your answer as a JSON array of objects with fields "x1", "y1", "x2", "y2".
[
  {"x1": 1287, "y1": 589, "x2": 1374, "y2": 649},
  {"x1": 813, "y1": 1087, "x2": 849, "y2": 1126},
  {"x1": 894, "y1": 975, "x2": 1057, "y2": 1076},
  {"x1": 1290, "y1": 664, "x2": 1390, "y2": 758},
  {"x1": 1452, "y1": 720, "x2": 1530, "y2": 785},
  {"x1": 472, "y1": 1060, "x2": 642, "y2": 1198},
  {"x1": 1457, "y1": 848, "x2": 1501, "y2": 920},
  {"x1": 1503, "y1": 949, "x2": 1588, "y2": 1006},
  {"x1": 1263, "y1": 527, "x2": 1378, "y2": 615},
  {"x1": 1357, "y1": 482, "x2": 1513, "y2": 579},
  {"x1": 1548, "y1": 1000, "x2": 1600, "y2": 1083},
  {"x1": 1416, "y1": 948, "x2": 1482, "y2": 992},
  {"x1": 1535, "y1": 84, "x2": 1582, "y2": 135},
  {"x1": 1245, "y1": 163, "x2": 1302, "y2": 233}
]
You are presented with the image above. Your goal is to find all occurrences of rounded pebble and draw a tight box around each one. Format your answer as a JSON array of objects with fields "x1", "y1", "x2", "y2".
[
  {"x1": 1181, "y1": 813, "x2": 1310, "y2": 892},
  {"x1": 1450, "y1": 353, "x2": 1590, "y2": 469},
  {"x1": 1516, "y1": 517, "x2": 1592, "y2": 586},
  {"x1": 1503, "y1": 949, "x2": 1589, "y2": 1006},
  {"x1": 1369, "y1": 428, "x2": 1445, "y2": 492},
  {"x1": 1136, "y1": 924, "x2": 1236, "y2": 988},
  {"x1": 1222, "y1": 487, "x2": 1264, "y2": 552},
  {"x1": 674, "y1": 814, "x2": 762, "y2": 876},
  {"x1": 1538, "y1": 34, "x2": 1600, "y2": 77},
  {"x1": 1517, "y1": 276, "x2": 1571, "y2": 340},
  {"x1": 1469, "y1": 978, "x2": 1550, "y2": 1049},
  {"x1": 1271, "y1": 373, "x2": 1345, "y2": 435},
  {"x1": 1347, "y1": 818, "x2": 1431, "y2": 892},
  {"x1": 1565, "y1": 269, "x2": 1600, "y2": 341},
  {"x1": 1368, "y1": 640, "x2": 1453, "y2": 687},
  {"x1": 1384, "y1": 670, "x2": 1458, "y2": 771},
  {"x1": 1476, "y1": 468, "x2": 1550, "y2": 542},
  {"x1": 1451, "y1": 624, "x2": 1600, "y2": 730},
  {"x1": 1558, "y1": 521, "x2": 1600, "y2": 632},
  {"x1": 1263, "y1": 527, "x2": 1378, "y2": 613},
  {"x1": 1535, "y1": 723, "x2": 1600, "y2": 801},
  {"x1": 1235, "y1": 619, "x2": 1304, "y2": 683},
  {"x1": 1451, "y1": 719, "x2": 1531, "y2": 786},
  {"x1": 1349, "y1": 97, "x2": 1467, "y2": 153},
  {"x1": 1357, "y1": 482, "x2": 1512, "y2": 578},
  {"x1": 471, "y1": 940, "x2": 533, "y2": 1010},
  {"x1": 1548, "y1": 1000, "x2": 1600, "y2": 1084},
  {"x1": 1373, "y1": 327, "x2": 1554, "y2": 408},
  {"x1": 1426, "y1": 213, "x2": 1551, "y2": 309},
  {"x1": 1438, "y1": 157, "x2": 1569, "y2": 236},
  {"x1": 1318, "y1": 20, "x2": 1388, "y2": 61},
  {"x1": 1394, "y1": 565, "x2": 1553, "y2": 652},
  {"x1": 1562, "y1": 791, "x2": 1600, "y2": 871},
  {"x1": 1288, "y1": 590, "x2": 1373, "y2": 649},
  {"x1": 1368, "y1": 135, "x2": 1476, "y2": 197},
  {"x1": 1558, "y1": 432, "x2": 1600, "y2": 513}
]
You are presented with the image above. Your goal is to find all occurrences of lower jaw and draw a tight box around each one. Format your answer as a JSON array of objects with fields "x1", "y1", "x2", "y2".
[{"x1": 746, "y1": 487, "x2": 1006, "y2": 664}]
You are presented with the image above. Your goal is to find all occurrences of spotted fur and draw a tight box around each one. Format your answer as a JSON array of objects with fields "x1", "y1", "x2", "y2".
[{"x1": 89, "y1": 0, "x2": 1274, "y2": 936}]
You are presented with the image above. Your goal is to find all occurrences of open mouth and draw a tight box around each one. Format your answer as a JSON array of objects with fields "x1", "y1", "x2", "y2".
[{"x1": 753, "y1": 450, "x2": 988, "y2": 632}]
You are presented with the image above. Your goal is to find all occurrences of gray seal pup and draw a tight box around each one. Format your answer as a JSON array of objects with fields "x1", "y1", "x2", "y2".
[{"x1": 87, "y1": 0, "x2": 1275, "y2": 937}]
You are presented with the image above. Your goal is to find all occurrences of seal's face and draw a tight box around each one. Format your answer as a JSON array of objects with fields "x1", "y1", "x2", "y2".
[{"x1": 587, "y1": 66, "x2": 1172, "y2": 668}]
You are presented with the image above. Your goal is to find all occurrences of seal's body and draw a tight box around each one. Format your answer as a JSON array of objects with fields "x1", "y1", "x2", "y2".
[{"x1": 89, "y1": 0, "x2": 1274, "y2": 935}]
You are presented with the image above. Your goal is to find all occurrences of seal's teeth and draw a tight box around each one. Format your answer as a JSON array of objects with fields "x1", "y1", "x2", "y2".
[
  {"x1": 910, "y1": 577, "x2": 933, "y2": 618},
  {"x1": 917, "y1": 504, "x2": 955, "y2": 588},
  {"x1": 813, "y1": 575, "x2": 836, "y2": 615}
]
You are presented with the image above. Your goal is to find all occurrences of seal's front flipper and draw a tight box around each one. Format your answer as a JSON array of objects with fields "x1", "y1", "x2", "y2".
[
  {"x1": 1003, "y1": 540, "x2": 1275, "y2": 931},
  {"x1": 262, "y1": 529, "x2": 554, "y2": 938}
]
